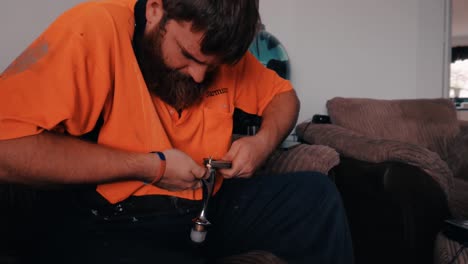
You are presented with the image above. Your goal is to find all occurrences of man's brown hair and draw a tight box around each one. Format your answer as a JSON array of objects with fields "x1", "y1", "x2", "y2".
[{"x1": 162, "y1": 0, "x2": 260, "y2": 65}]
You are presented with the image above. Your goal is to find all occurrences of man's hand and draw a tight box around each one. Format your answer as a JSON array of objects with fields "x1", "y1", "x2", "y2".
[
  {"x1": 219, "y1": 90, "x2": 300, "y2": 179},
  {"x1": 218, "y1": 135, "x2": 272, "y2": 179},
  {"x1": 154, "y1": 149, "x2": 207, "y2": 191}
]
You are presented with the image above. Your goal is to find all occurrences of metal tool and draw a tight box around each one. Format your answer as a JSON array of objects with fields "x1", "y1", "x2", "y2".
[{"x1": 190, "y1": 157, "x2": 232, "y2": 243}]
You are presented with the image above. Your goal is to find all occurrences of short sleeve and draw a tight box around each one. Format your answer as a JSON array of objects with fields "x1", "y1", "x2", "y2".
[
  {"x1": 233, "y1": 52, "x2": 293, "y2": 116},
  {"x1": 0, "y1": 3, "x2": 114, "y2": 140}
]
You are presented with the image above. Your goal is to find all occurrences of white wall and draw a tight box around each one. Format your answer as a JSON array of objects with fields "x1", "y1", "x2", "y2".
[
  {"x1": 0, "y1": 0, "x2": 448, "y2": 124},
  {"x1": 0, "y1": 0, "x2": 84, "y2": 72},
  {"x1": 260, "y1": 0, "x2": 448, "y2": 123}
]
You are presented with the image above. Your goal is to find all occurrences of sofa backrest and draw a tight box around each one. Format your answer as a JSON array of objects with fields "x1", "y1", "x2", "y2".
[{"x1": 326, "y1": 97, "x2": 460, "y2": 159}]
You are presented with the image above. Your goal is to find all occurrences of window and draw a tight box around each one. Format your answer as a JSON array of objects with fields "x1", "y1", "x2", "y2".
[
  {"x1": 450, "y1": 58, "x2": 468, "y2": 98},
  {"x1": 450, "y1": 47, "x2": 468, "y2": 109}
]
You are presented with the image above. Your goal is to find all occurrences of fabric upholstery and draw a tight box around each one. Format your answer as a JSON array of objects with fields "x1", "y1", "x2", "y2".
[
  {"x1": 326, "y1": 97, "x2": 460, "y2": 159},
  {"x1": 434, "y1": 232, "x2": 468, "y2": 264},
  {"x1": 450, "y1": 178, "x2": 468, "y2": 219},
  {"x1": 446, "y1": 121, "x2": 468, "y2": 181},
  {"x1": 260, "y1": 144, "x2": 339, "y2": 175},
  {"x1": 296, "y1": 123, "x2": 453, "y2": 197},
  {"x1": 297, "y1": 97, "x2": 468, "y2": 264}
]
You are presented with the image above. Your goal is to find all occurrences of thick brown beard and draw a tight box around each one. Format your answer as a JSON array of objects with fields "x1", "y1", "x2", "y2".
[{"x1": 136, "y1": 19, "x2": 215, "y2": 111}]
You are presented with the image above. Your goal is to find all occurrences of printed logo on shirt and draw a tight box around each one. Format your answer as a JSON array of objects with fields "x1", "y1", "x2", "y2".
[
  {"x1": 205, "y1": 88, "x2": 228, "y2": 98},
  {"x1": 1, "y1": 39, "x2": 49, "y2": 78}
]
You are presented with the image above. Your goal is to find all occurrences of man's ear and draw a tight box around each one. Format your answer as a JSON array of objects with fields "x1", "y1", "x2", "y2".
[{"x1": 146, "y1": 0, "x2": 164, "y2": 26}]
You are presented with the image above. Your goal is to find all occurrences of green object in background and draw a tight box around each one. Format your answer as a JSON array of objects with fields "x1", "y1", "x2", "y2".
[{"x1": 249, "y1": 25, "x2": 291, "y2": 80}]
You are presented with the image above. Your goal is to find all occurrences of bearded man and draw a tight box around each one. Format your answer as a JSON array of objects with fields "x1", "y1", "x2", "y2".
[{"x1": 0, "y1": 0, "x2": 353, "y2": 263}]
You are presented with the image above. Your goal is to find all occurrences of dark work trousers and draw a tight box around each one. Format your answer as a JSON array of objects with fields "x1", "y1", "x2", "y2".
[{"x1": 1, "y1": 171, "x2": 353, "y2": 264}]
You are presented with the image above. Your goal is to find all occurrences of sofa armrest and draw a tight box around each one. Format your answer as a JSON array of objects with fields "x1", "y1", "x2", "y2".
[
  {"x1": 259, "y1": 144, "x2": 339, "y2": 175},
  {"x1": 456, "y1": 121, "x2": 468, "y2": 156},
  {"x1": 459, "y1": 120, "x2": 468, "y2": 132},
  {"x1": 448, "y1": 121, "x2": 468, "y2": 182},
  {"x1": 332, "y1": 157, "x2": 450, "y2": 264},
  {"x1": 296, "y1": 122, "x2": 453, "y2": 196}
]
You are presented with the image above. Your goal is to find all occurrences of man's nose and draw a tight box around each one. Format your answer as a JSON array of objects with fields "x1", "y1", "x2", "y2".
[{"x1": 188, "y1": 64, "x2": 208, "y2": 84}]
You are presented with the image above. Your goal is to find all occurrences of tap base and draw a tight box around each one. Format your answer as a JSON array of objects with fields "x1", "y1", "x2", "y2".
[{"x1": 190, "y1": 228, "x2": 207, "y2": 243}]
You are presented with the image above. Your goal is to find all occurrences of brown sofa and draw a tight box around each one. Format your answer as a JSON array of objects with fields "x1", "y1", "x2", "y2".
[{"x1": 297, "y1": 97, "x2": 468, "y2": 264}]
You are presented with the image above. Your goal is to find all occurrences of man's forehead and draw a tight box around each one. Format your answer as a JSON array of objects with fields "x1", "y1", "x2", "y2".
[{"x1": 172, "y1": 21, "x2": 220, "y2": 65}]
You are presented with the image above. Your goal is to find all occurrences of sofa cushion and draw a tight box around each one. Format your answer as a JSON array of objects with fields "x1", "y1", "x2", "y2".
[{"x1": 326, "y1": 97, "x2": 460, "y2": 158}]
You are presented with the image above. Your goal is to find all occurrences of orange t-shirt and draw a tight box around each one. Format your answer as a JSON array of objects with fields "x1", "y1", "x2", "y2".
[{"x1": 0, "y1": 0, "x2": 293, "y2": 204}]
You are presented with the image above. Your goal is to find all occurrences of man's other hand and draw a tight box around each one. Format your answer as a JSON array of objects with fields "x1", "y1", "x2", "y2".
[{"x1": 218, "y1": 135, "x2": 272, "y2": 179}]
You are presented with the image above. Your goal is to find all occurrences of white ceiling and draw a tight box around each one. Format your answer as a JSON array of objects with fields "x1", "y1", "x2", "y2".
[{"x1": 452, "y1": 0, "x2": 468, "y2": 42}]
